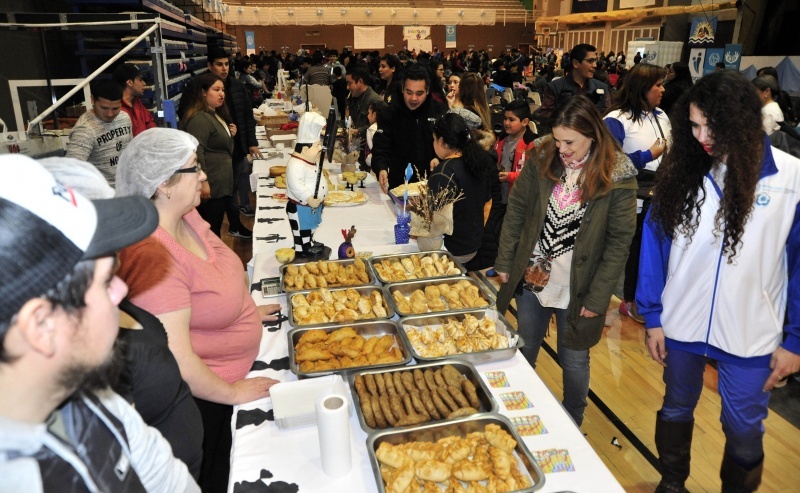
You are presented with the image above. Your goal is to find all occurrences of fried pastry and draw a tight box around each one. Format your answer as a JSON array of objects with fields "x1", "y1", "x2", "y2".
[
  {"x1": 386, "y1": 461, "x2": 415, "y2": 493},
  {"x1": 452, "y1": 460, "x2": 490, "y2": 482},
  {"x1": 447, "y1": 385, "x2": 471, "y2": 409},
  {"x1": 447, "y1": 407, "x2": 478, "y2": 419},
  {"x1": 371, "y1": 395, "x2": 388, "y2": 428},
  {"x1": 393, "y1": 372, "x2": 407, "y2": 396},
  {"x1": 484, "y1": 424, "x2": 517, "y2": 454},
  {"x1": 378, "y1": 395, "x2": 397, "y2": 426},
  {"x1": 415, "y1": 459, "x2": 452, "y2": 483},
  {"x1": 436, "y1": 387, "x2": 460, "y2": 413},
  {"x1": 461, "y1": 379, "x2": 481, "y2": 409},
  {"x1": 376, "y1": 442, "x2": 412, "y2": 468},
  {"x1": 360, "y1": 392, "x2": 377, "y2": 428},
  {"x1": 419, "y1": 388, "x2": 442, "y2": 420}
]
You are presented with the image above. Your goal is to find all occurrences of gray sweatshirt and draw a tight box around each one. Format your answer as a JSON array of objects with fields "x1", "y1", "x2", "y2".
[{"x1": 65, "y1": 110, "x2": 133, "y2": 187}]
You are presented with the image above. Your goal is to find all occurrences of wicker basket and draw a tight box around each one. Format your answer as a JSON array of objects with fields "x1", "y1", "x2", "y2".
[{"x1": 260, "y1": 115, "x2": 290, "y2": 128}]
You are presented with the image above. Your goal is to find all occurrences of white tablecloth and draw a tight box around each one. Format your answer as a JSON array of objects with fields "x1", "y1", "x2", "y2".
[{"x1": 229, "y1": 128, "x2": 623, "y2": 492}]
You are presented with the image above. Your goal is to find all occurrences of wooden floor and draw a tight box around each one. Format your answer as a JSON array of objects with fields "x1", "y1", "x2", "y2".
[
  {"x1": 223, "y1": 195, "x2": 800, "y2": 492},
  {"x1": 502, "y1": 296, "x2": 800, "y2": 492}
]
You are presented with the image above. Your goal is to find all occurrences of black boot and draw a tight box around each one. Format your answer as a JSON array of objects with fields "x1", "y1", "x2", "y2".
[
  {"x1": 655, "y1": 412, "x2": 694, "y2": 493},
  {"x1": 720, "y1": 453, "x2": 763, "y2": 493}
]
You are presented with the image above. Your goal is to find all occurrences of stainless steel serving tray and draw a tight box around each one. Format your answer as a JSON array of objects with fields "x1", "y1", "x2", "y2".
[
  {"x1": 279, "y1": 257, "x2": 377, "y2": 292},
  {"x1": 370, "y1": 251, "x2": 466, "y2": 284},
  {"x1": 287, "y1": 285, "x2": 394, "y2": 328},
  {"x1": 385, "y1": 276, "x2": 495, "y2": 317},
  {"x1": 367, "y1": 413, "x2": 545, "y2": 492},
  {"x1": 397, "y1": 308, "x2": 524, "y2": 365},
  {"x1": 288, "y1": 320, "x2": 411, "y2": 378},
  {"x1": 347, "y1": 359, "x2": 497, "y2": 433}
]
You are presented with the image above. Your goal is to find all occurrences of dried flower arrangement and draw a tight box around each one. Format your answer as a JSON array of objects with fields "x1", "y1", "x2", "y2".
[{"x1": 407, "y1": 170, "x2": 464, "y2": 232}]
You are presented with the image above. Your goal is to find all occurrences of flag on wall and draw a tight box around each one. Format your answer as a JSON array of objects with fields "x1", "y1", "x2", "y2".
[
  {"x1": 724, "y1": 44, "x2": 742, "y2": 71},
  {"x1": 703, "y1": 48, "x2": 724, "y2": 75},
  {"x1": 446, "y1": 25, "x2": 456, "y2": 49},
  {"x1": 689, "y1": 17, "x2": 717, "y2": 46},
  {"x1": 689, "y1": 48, "x2": 705, "y2": 82},
  {"x1": 245, "y1": 31, "x2": 255, "y2": 55}
]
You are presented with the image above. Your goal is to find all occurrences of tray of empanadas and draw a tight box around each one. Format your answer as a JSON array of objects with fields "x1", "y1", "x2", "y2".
[
  {"x1": 386, "y1": 277, "x2": 494, "y2": 317},
  {"x1": 398, "y1": 309, "x2": 524, "y2": 364},
  {"x1": 288, "y1": 285, "x2": 394, "y2": 327},
  {"x1": 280, "y1": 257, "x2": 376, "y2": 292},
  {"x1": 367, "y1": 414, "x2": 545, "y2": 493},
  {"x1": 371, "y1": 251, "x2": 465, "y2": 284},
  {"x1": 349, "y1": 360, "x2": 497, "y2": 433},
  {"x1": 288, "y1": 321, "x2": 411, "y2": 378}
]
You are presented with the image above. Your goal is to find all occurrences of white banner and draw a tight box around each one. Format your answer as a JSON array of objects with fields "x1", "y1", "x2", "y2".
[
  {"x1": 353, "y1": 26, "x2": 385, "y2": 50},
  {"x1": 619, "y1": 0, "x2": 656, "y2": 7},
  {"x1": 407, "y1": 39, "x2": 433, "y2": 54},
  {"x1": 403, "y1": 25, "x2": 431, "y2": 40}
]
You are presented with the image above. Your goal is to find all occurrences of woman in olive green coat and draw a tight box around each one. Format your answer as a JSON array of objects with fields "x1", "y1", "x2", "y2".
[{"x1": 495, "y1": 95, "x2": 637, "y2": 426}]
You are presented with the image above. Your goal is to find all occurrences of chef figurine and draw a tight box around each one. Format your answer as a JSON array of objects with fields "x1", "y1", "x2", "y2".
[{"x1": 286, "y1": 111, "x2": 330, "y2": 259}]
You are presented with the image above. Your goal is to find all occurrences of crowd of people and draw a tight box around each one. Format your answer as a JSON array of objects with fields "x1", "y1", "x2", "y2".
[{"x1": 2, "y1": 37, "x2": 800, "y2": 493}]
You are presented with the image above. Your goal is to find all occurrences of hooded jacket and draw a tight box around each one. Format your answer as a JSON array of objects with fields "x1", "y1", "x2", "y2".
[{"x1": 495, "y1": 138, "x2": 637, "y2": 350}]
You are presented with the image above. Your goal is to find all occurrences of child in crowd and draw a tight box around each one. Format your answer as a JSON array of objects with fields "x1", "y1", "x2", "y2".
[
  {"x1": 495, "y1": 99, "x2": 536, "y2": 205},
  {"x1": 364, "y1": 100, "x2": 388, "y2": 171}
]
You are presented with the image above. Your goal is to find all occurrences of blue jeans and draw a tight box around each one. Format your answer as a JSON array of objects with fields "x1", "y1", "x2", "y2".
[
  {"x1": 661, "y1": 348, "x2": 772, "y2": 468},
  {"x1": 515, "y1": 289, "x2": 590, "y2": 426}
]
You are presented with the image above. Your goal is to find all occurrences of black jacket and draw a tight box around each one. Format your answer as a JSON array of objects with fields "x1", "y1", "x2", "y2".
[
  {"x1": 178, "y1": 75, "x2": 257, "y2": 159},
  {"x1": 371, "y1": 96, "x2": 446, "y2": 190}
]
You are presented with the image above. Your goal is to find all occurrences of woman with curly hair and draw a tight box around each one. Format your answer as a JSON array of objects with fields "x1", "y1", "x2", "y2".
[
  {"x1": 604, "y1": 62, "x2": 670, "y2": 323},
  {"x1": 637, "y1": 70, "x2": 800, "y2": 493},
  {"x1": 494, "y1": 95, "x2": 637, "y2": 427}
]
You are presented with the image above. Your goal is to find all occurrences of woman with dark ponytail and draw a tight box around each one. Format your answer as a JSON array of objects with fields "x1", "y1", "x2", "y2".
[{"x1": 428, "y1": 112, "x2": 495, "y2": 263}]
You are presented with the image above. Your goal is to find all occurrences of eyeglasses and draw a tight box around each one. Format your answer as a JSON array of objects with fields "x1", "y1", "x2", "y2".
[
  {"x1": 174, "y1": 164, "x2": 202, "y2": 175},
  {"x1": 583, "y1": 58, "x2": 598, "y2": 64}
]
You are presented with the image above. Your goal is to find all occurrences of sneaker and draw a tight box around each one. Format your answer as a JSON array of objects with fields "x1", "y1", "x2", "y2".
[
  {"x1": 228, "y1": 226, "x2": 253, "y2": 239},
  {"x1": 619, "y1": 300, "x2": 645, "y2": 324},
  {"x1": 239, "y1": 205, "x2": 255, "y2": 217}
]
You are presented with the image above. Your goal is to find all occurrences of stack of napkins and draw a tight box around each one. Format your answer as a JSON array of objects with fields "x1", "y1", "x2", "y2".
[{"x1": 270, "y1": 375, "x2": 352, "y2": 429}]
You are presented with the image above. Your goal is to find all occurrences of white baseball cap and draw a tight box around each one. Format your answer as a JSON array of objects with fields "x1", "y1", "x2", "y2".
[{"x1": 0, "y1": 154, "x2": 158, "y2": 322}]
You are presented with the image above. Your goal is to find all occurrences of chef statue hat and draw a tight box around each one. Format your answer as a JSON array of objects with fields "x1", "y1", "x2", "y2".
[{"x1": 296, "y1": 112, "x2": 327, "y2": 145}]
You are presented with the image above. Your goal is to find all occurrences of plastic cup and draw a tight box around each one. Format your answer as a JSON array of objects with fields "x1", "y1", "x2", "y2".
[{"x1": 394, "y1": 224, "x2": 410, "y2": 244}]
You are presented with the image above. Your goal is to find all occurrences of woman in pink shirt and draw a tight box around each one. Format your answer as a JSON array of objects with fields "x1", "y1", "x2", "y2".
[{"x1": 115, "y1": 128, "x2": 280, "y2": 493}]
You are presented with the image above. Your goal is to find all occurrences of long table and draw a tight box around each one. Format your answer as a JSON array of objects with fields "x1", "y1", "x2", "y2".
[{"x1": 227, "y1": 130, "x2": 624, "y2": 492}]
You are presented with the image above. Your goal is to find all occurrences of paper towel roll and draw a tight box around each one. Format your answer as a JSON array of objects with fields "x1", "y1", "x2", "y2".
[{"x1": 315, "y1": 393, "x2": 352, "y2": 477}]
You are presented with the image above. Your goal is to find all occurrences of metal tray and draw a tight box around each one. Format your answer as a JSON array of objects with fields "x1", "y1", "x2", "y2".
[
  {"x1": 287, "y1": 285, "x2": 395, "y2": 328},
  {"x1": 367, "y1": 413, "x2": 545, "y2": 492},
  {"x1": 280, "y1": 257, "x2": 377, "y2": 292},
  {"x1": 385, "y1": 276, "x2": 495, "y2": 317},
  {"x1": 397, "y1": 308, "x2": 524, "y2": 365},
  {"x1": 370, "y1": 251, "x2": 466, "y2": 284},
  {"x1": 348, "y1": 360, "x2": 498, "y2": 433},
  {"x1": 288, "y1": 320, "x2": 411, "y2": 378}
]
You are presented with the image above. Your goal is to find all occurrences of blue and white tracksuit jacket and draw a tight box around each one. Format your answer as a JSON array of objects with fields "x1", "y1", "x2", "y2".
[
  {"x1": 604, "y1": 108, "x2": 671, "y2": 172},
  {"x1": 637, "y1": 140, "x2": 800, "y2": 366}
]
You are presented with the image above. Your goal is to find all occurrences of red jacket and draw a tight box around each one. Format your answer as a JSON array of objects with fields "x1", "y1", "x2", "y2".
[
  {"x1": 121, "y1": 97, "x2": 156, "y2": 137},
  {"x1": 494, "y1": 126, "x2": 536, "y2": 186}
]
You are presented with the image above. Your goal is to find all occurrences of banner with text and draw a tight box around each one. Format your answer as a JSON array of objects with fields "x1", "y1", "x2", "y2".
[
  {"x1": 354, "y1": 26, "x2": 385, "y2": 50},
  {"x1": 404, "y1": 26, "x2": 431, "y2": 41},
  {"x1": 445, "y1": 25, "x2": 457, "y2": 49},
  {"x1": 724, "y1": 44, "x2": 743, "y2": 71},
  {"x1": 245, "y1": 31, "x2": 255, "y2": 55}
]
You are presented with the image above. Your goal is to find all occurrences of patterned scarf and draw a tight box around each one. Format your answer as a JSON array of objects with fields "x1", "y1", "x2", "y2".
[{"x1": 535, "y1": 151, "x2": 590, "y2": 260}]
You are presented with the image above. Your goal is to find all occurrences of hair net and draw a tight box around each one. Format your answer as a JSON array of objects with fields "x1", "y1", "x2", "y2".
[
  {"x1": 38, "y1": 157, "x2": 115, "y2": 199},
  {"x1": 115, "y1": 127, "x2": 198, "y2": 198}
]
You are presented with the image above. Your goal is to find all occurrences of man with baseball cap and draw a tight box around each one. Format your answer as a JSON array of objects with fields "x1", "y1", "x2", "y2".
[
  {"x1": 0, "y1": 155, "x2": 199, "y2": 492},
  {"x1": 113, "y1": 63, "x2": 156, "y2": 137}
]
